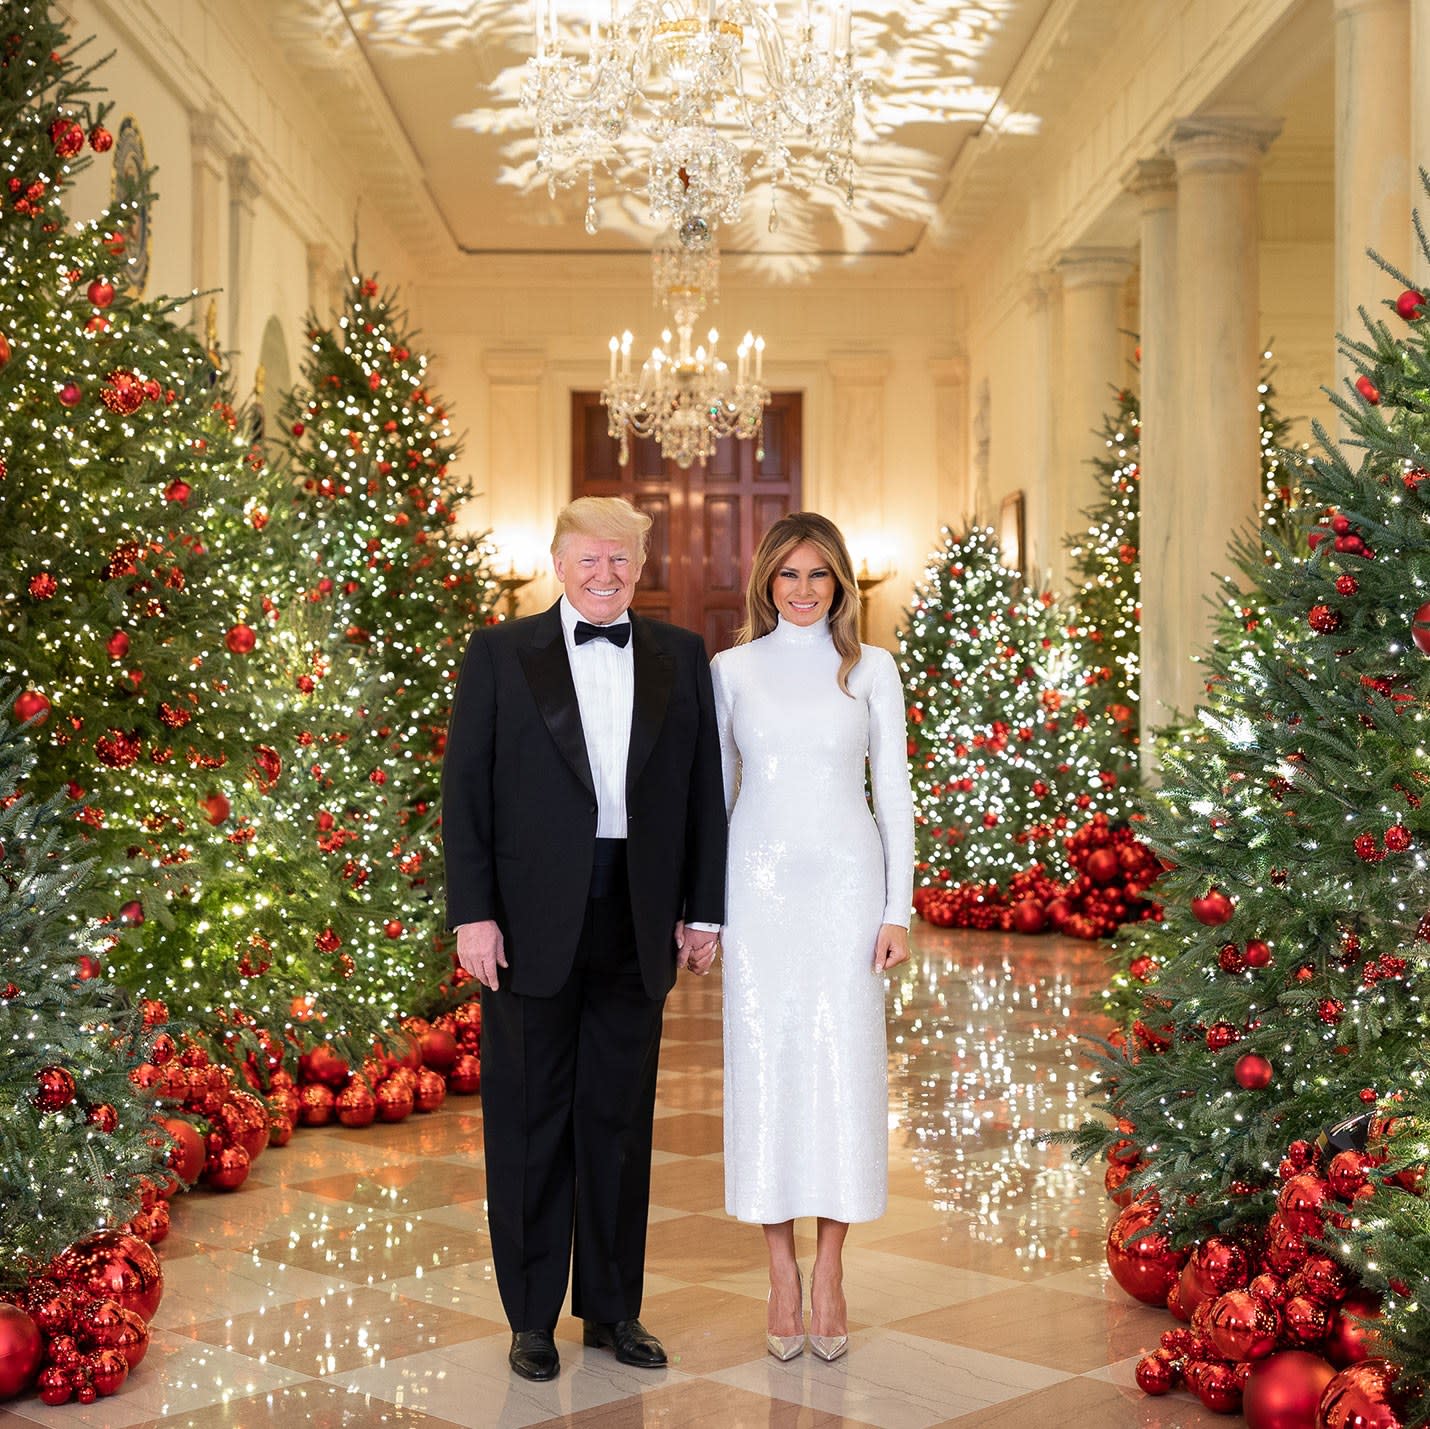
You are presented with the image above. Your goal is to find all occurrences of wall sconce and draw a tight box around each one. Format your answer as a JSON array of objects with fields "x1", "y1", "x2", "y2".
[
  {"x1": 490, "y1": 529, "x2": 545, "y2": 621},
  {"x1": 493, "y1": 570, "x2": 534, "y2": 621},
  {"x1": 853, "y1": 552, "x2": 894, "y2": 644}
]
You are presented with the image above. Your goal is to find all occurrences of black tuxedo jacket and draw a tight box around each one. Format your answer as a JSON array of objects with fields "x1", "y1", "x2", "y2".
[{"x1": 441, "y1": 601, "x2": 727, "y2": 1000}]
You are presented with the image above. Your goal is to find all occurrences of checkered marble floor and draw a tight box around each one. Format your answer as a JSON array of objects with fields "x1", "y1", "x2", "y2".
[{"x1": 3, "y1": 928, "x2": 1227, "y2": 1428}]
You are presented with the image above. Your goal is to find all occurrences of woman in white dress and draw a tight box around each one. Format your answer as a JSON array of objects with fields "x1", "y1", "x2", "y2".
[{"x1": 710, "y1": 512, "x2": 913, "y2": 1363}]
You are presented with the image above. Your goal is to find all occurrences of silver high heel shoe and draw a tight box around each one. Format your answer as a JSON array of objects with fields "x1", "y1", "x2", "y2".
[
  {"x1": 765, "y1": 1266, "x2": 804, "y2": 1361},
  {"x1": 808, "y1": 1274, "x2": 848, "y2": 1362}
]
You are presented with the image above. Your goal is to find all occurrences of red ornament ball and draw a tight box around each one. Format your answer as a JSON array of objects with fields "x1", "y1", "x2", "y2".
[
  {"x1": 105, "y1": 630, "x2": 130, "y2": 660},
  {"x1": 203, "y1": 1144, "x2": 251, "y2": 1192},
  {"x1": 299, "y1": 1083, "x2": 337, "y2": 1126},
  {"x1": 1246, "y1": 939, "x2": 1273, "y2": 968},
  {"x1": 13, "y1": 689, "x2": 51, "y2": 726},
  {"x1": 1192, "y1": 888, "x2": 1235, "y2": 925},
  {"x1": 1318, "y1": 998, "x2": 1344, "y2": 1026},
  {"x1": 86, "y1": 278, "x2": 114, "y2": 309},
  {"x1": 414, "y1": 1067, "x2": 446, "y2": 1113},
  {"x1": 1085, "y1": 847, "x2": 1120, "y2": 884},
  {"x1": 88, "y1": 125, "x2": 114, "y2": 153},
  {"x1": 1317, "y1": 1358, "x2": 1405, "y2": 1429},
  {"x1": 447, "y1": 1052, "x2": 481, "y2": 1094},
  {"x1": 1106, "y1": 1201, "x2": 1184, "y2": 1306},
  {"x1": 376, "y1": 1081, "x2": 414, "y2": 1122},
  {"x1": 201, "y1": 792, "x2": 230, "y2": 826},
  {"x1": 1206, "y1": 1021, "x2": 1240, "y2": 1051},
  {"x1": 0, "y1": 1303, "x2": 43, "y2": 1399},
  {"x1": 1354, "y1": 833, "x2": 1384, "y2": 863},
  {"x1": 1280, "y1": 1174, "x2": 1331, "y2": 1235},
  {"x1": 164, "y1": 479, "x2": 191, "y2": 504},
  {"x1": 1193, "y1": 1359, "x2": 1243, "y2": 1414},
  {"x1": 1395, "y1": 289, "x2": 1426, "y2": 321},
  {"x1": 1384, "y1": 824, "x2": 1412, "y2": 852},
  {"x1": 1309, "y1": 604, "x2": 1342, "y2": 635},
  {"x1": 1009, "y1": 898, "x2": 1046, "y2": 934},
  {"x1": 1209, "y1": 1288, "x2": 1281, "y2": 1361},
  {"x1": 1236, "y1": 1053, "x2": 1274, "y2": 1090},
  {"x1": 1324, "y1": 1292, "x2": 1383, "y2": 1368},
  {"x1": 1355, "y1": 374, "x2": 1381, "y2": 405},
  {"x1": 88, "y1": 1346, "x2": 128, "y2": 1397},
  {"x1": 118, "y1": 899, "x2": 144, "y2": 925},
  {"x1": 1243, "y1": 1350, "x2": 1337, "y2": 1429},
  {"x1": 0, "y1": 331, "x2": 10, "y2": 367},
  {"x1": 1135, "y1": 1349, "x2": 1180, "y2": 1395},
  {"x1": 384, "y1": 919, "x2": 404, "y2": 939},
  {"x1": 1335, "y1": 574, "x2": 1359, "y2": 596},
  {"x1": 335, "y1": 1082, "x2": 376, "y2": 1128},
  {"x1": 58, "y1": 382, "x2": 82, "y2": 408},
  {"x1": 1411, "y1": 601, "x2": 1430, "y2": 655},
  {"x1": 225, "y1": 623, "x2": 257, "y2": 655},
  {"x1": 34, "y1": 1065, "x2": 76, "y2": 1112},
  {"x1": 53, "y1": 1232, "x2": 163, "y2": 1321},
  {"x1": 36, "y1": 1364, "x2": 73, "y2": 1405},
  {"x1": 80, "y1": 1300, "x2": 149, "y2": 1369}
]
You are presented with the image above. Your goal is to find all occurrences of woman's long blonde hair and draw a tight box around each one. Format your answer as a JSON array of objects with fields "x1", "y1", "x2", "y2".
[{"x1": 738, "y1": 512, "x2": 862, "y2": 695}]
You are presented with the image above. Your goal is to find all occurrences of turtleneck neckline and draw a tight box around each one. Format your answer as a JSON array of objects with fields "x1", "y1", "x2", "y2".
[{"x1": 771, "y1": 614, "x2": 832, "y2": 645}]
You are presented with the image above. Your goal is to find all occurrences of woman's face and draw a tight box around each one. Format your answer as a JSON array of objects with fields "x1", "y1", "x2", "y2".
[{"x1": 770, "y1": 541, "x2": 836, "y2": 626}]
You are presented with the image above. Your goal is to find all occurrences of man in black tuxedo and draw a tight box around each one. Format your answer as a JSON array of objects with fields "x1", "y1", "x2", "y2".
[{"x1": 442, "y1": 496, "x2": 726, "y2": 1382}]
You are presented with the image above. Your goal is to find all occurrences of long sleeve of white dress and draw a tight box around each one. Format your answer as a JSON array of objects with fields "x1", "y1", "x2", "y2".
[{"x1": 714, "y1": 620, "x2": 913, "y2": 1224}]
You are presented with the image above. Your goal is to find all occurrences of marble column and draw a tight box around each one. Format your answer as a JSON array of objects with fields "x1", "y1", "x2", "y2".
[
  {"x1": 1336, "y1": 0, "x2": 1410, "y2": 387},
  {"x1": 1124, "y1": 157, "x2": 1178, "y2": 772},
  {"x1": 226, "y1": 154, "x2": 262, "y2": 387},
  {"x1": 1021, "y1": 273, "x2": 1056, "y2": 580},
  {"x1": 930, "y1": 356, "x2": 971, "y2": 526},
  {"x1": 1414, "y1": 0, "x2": 1430, "y2": 215},
  {"x1": 1168, "y1": 113, "x2": 1281, "y2": 720},
  {"x1": 1055, "y1": 249, "x2": 1134, "y2": 589},
  {"x1": 483, "y1": 350, "x2": 548, "y2": 612},
  {"x1": 189, "y1": 112, "x2": 230, "y2": 351}
]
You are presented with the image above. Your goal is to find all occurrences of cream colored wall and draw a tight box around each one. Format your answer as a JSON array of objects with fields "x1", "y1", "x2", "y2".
[
  {"x1": 414, "y1": 266, "x2": 962, "y2": 644},
  {"x1": 60, "y1": 0, "x2": 417, "y2": 399}
]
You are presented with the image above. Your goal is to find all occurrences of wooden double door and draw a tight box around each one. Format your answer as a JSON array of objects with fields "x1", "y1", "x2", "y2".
[{"x1": 570, "y1": 391, "x2": 803, "y2": 654}]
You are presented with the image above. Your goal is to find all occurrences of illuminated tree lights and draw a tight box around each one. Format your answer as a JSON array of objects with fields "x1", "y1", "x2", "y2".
[
  {"x1": 0, "y1": 710, "x2": 166, "y2": 1294},
  {"x1": 1069, "y1": 221, "x2": 1430, "y2": 1413},
  {"x1": 898, "y1": 526, "x2": 1134, "y2": 894}
]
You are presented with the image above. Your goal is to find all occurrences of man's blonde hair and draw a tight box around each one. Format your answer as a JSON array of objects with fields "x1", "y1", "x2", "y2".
[{"x1": 551, "y1": 496, "x2": 653, "y2": 559}]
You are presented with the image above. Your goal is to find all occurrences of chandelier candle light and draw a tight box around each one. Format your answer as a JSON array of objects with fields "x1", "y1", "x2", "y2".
[
  {"x1": 602, "y1": 230, "x2": 769, "y2": 467},
  {"x1": 523, "y1": 0, "x2": 864, "y2": 239}
]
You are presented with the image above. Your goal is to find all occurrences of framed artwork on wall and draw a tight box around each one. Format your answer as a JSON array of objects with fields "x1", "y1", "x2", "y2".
[
  {"x1": 998, "y1": 490, "x2": 1025, "y2": 579},
  {"x1": 109, "y1": 116, "x2": 152, "y2": 296}
]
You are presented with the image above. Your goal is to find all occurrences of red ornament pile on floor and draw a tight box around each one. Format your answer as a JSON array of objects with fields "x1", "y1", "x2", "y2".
[
  {"x1": 1105, "y1": 1127, "x2": 1421, "y2": 1426},
  {"x1": 913, "y1": 814, "x2": 1164, "y2": 937},
  {"x1": 0, "y1": 992, "x2": 482, "y2": 1406}
]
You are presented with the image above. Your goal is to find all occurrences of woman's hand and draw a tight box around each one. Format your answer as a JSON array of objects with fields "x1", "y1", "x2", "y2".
[{"x1": 873, "y1": 923, "x2": 910, "y2": 973}]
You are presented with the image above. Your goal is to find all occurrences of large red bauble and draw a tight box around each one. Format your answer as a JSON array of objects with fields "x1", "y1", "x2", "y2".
[
  {"x1": 34, "y1": 1064, "x2": 76, "y2": 1111},
  {"x1": 203, "y1": 1144, "x2": 251, "y2": 1192},
  {"x1": 420, "y1": 1028, "x2": 458, "y2": 1072},
  {"x1": 1104, "y1": 1160, "x2": 1135, "y2": 1207},
  {"x1": 201, "y1": 792, "x2": 231, "y2": 826},
  {"x1": 36, "y1": 1364, "x2": 73, "y2": 1404},
  {"x1": 1284, "y1": 1295, "x2": 1331, "y2": 1344},
  {"x1": 1135, "y1": 1349, "x2": 1180, "y2": 1395},
  {"x1": 0, "y1": 1304, "x2": 43, "y2": 1398},
  {"x1": 415, "y1": 1067, "x2": 446, "y2": 1113},
  {"x1": 1316, "y1": 1359, "x2": 1405, "y2": 1429},
  {"x1": 1192, "y1": 888, "x2": 1235, "y2": 925},
  {"x1": 160, "y1": 1117, "x2": 204, "y2": 1185},
  {"x1": 1244, "y1": 1350, "x2": 1337, "y2": 1429},
  {"x1": 303, "y1": 1044, "x2": 350, "y2": 1088},
  {"x1": 1044, "y1": 896, "x2": 1073, "y2": 928},
  {"x1": 86, "y1": 279, "x2": 114, "y2": 308},
  {"x1": 89, "y1": 1346, "x2": 128, "y2": 1397},
  {"x1": 1009, "y1": 898, "x2": 1047, "y2": 934},
  {"x1": 1236, "y1": 1053, "x2": 1275, "y2": 1089},
  {"x1": 1395, "y1": 289, "x2": 1426, "y2": 321},
  {"x1": 1191, "y1": 1236, "x2": 1251, "y2": 1300},
  {"x1": 1279, "y1": 1175, "x2": 1330, "y2": 1236},
  {"x1": 377, "y1": 1081, "x2": 413, "y2": 1122},
  {"x1": 225, "y1": 623, "x2": 257, "y2": 654},
  {"x1": 1085, "y1": 847, "x2": 1120, "y2": 884},
  {"x1": 335, "y1": 1082, "x2": 376, "y2": 1128},
  {"x1": 1106, "y1": 1201, "x2": 1184, "y2": 1306},
  {"x1": 299, "y1": 1083, "x2": 336, "y2": 1125},
  {"x1": 13, "y1": 689, "x2": 51, "y2": 725},
  {"x1": 54, "y1": 1232, "x2": 163, "y2": 1321},
  {"x1": 1194, "y1": 1359, "x2": 1243, "y2": 1414},
  {"x1": 80, "y1": 1301, "x2": 149, "y2": 1369},
  {"x1": 1208, "y1": 1289, "x2": 1281, "y2": 1361},
  {"x1": 1411, "y1": 601, "x2": 1430, "y2": 656},
  {"x1": 448, "y1": 1053, "x2": 481, "y2": 1094},
  {"x1": 1324, "y1": 1292, "x2": 1382, "y2": 1368}
]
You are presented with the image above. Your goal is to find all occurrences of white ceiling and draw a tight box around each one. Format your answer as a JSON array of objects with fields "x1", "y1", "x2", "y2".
[{"x1": 261, "y1": 0, "x2": 1057, "y2": 261}]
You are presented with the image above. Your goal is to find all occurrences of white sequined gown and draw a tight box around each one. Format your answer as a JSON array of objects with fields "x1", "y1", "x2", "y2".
[{"x1": 711, "y1": 616, "x2": 914, "y2": 1224}]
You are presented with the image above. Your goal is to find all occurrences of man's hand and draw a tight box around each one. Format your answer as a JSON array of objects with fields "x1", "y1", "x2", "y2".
[
  {"x1": 675, "y1": 920, "x2": 720, "y2": 977},
  {"x1": 456, "y1": 920, "x2": 507, "y2": 990}
]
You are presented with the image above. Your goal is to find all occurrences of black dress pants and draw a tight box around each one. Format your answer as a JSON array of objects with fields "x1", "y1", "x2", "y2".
[{"x1": 479, "y1": 857, "x2": 666, "y2": 1332}]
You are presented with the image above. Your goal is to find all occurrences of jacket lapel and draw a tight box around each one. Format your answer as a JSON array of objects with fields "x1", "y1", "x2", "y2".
[
  {"x1": 518, "y1": 603, "x2": 596, "y2": 799},
  {"x1": 627, "y1": 613, "x2": 674, "y2": 795}
]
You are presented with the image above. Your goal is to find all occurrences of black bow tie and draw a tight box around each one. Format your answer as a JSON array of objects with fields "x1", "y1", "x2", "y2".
[{"x1": 574, "y1": 620, "x2": 631, "y2": 648}]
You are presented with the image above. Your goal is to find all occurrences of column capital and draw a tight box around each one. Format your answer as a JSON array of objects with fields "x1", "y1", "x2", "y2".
[
  {"x1": 1123, "y1": 156, "x2": 1177, "y2": 207},
  {"x1": 827, "y1": 352, "x2": 891, "y2": 385},
  {"x1": 1021, "y1": 269, "x2": 1057, "y2": 311},
  {"x1": 189, "y1": 110, "x2": 236, "y2": 172},
  {"x1": 1168, "y1": 113, "x2": 1283, "y2": 174},
  {"x1": 1056, "y1": 247, "x2": 1135, "y2": 290},
  {"x1": 483, "y1": 349, "x2": 546, "y2": 384},
  {"x1": 227, "y1": 153, "x2": 264, "y2": 208}
]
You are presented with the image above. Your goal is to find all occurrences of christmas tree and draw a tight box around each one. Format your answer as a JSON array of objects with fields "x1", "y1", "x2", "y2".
[
  {"x1": 901, "y1": 526, "x2": 1084, "y2": 889},
  {"x1": 0, "y1": 705, "x2": 165, "y2": 1294},
  {"x1": 1070, "y1": 221, "x2": 1430, "y2": 1411},
  {"x1": 0, "y1": 7, "x2": 392, "y2": 1068},
  {"x1": 267, "y1": 269, "x2": 496, "y2": 1020},
  {"x1": 1062, "y1": 380, "x2": 1141, "y2": 754}
]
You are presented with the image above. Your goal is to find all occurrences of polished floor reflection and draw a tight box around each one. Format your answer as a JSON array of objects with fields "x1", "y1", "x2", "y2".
[{"x1": 3, "y1": 927, "x2": 1226, "y2": 1427}]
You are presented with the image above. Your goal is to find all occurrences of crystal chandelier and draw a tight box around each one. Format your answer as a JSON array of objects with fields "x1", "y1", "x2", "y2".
[
  {"x1": 522, "y1": 0, "x2": 865, "y2": 239},
  {"x1": 601, "y1": 231, "x2": 769, "y2": 468}
]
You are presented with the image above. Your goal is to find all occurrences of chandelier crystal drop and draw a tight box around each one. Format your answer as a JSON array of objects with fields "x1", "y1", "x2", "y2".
[
  {"x1": 601, "y1": 230, "x2": 769, "y2": 468},
  {"x1": 522, "y1": 0, "x2": 865, "y2": 238}
]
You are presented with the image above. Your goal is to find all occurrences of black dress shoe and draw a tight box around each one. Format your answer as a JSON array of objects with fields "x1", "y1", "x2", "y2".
[
  {"x1": 509, "y1": 1330, "x2": 559, "y2": 1381},
  {"x1": 582, "y1": 1317, "x2": 668, "y2": 1368}
]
